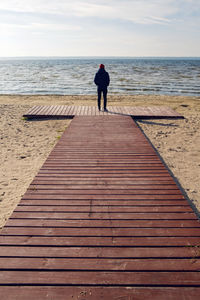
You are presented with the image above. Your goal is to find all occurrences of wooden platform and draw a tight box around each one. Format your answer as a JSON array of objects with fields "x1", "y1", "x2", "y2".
[
  {"x1": 0, "y1": 115, "x2": 200, "y2": 299},
  {"x1": 23, "y1": 105, "x2": 183, "y2": 119}
]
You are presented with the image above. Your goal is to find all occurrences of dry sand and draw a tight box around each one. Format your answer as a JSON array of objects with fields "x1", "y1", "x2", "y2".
[{"x1": 0, "y1": 94, "x2": 200, "y2": 228}]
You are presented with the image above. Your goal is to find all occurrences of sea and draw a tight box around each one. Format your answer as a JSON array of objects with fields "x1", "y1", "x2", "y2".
[{"x1": 0, "y1": 57, "x2": 199, "y2": 96}]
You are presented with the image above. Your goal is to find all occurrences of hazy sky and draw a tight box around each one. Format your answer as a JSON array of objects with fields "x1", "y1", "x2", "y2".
[{"x1": 0, "y1": 0, "x2": 199, "y2": 57}]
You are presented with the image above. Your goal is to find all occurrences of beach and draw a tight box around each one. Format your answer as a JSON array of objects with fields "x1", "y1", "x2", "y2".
[{"x1": 0, "y1": 94, "x2": 200, "y2": 228}]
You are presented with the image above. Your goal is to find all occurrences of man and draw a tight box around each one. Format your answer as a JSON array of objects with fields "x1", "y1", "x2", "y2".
[{"x1": 94, "y1": 64, "x2": 110, "y2": 111}]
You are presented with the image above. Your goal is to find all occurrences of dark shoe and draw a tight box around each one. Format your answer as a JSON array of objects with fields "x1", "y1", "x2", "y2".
[
  {"x1": 98, "y1": 107, "x2": 101, "y2": 111},
  {"x1": 104, "y1": 108, "x2": 108, "y2": 112}
]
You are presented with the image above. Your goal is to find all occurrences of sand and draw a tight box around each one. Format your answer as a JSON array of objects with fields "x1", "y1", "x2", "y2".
[{"x1": 0, "y1": 94, "x2": 200, "y2": 228}]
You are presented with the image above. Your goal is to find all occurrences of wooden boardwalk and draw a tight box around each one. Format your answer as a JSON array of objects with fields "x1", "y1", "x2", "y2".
[
  {"x1": 23, "y1": 105, "x2": 183, "y2": 118},
  {"x1": 0, "y1": 115, "x2": 200, "y2": 299}
]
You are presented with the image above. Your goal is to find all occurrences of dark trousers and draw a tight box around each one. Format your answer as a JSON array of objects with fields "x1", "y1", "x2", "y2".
[{"x1": 97, "y1": 87, "x2": 107, "y2": 110}]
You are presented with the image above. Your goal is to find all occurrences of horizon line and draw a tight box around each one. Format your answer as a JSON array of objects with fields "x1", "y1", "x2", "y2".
[{"x1": 0, "y1": 55, "x2": 200, "y2": 59}]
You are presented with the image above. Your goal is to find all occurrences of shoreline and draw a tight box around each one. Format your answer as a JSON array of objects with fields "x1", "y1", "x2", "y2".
[{"x1": 0, "y1": 94, "x2": 200, "y2": 228}]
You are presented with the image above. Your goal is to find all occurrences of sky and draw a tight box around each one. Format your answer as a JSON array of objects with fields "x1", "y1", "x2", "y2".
[{"x1": 0, "y1": 0, "x2": 200, "y2": 57}]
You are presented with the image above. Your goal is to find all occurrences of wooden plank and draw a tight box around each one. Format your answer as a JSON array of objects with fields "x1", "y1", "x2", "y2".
[
  {"x1": 18, "y1": 200, "x2": 188, "y2": 206},
  {"x1": 43, "y1": 161, "x2": 164, "y2": 165},
  {"x1": 31, "y1": 179, "x2": 176, "y2": 184},
  {"x1": 0, "y1": 287, "x2": 199, "y2": 300},
  {"x1": 41, "y1": 157, "x2": 156, "y2": 161},
  {"x1": 37, "y1": 170, "x2": 170, "y2": 175},
  {"x1": 0, "y1": 246, "x2": 198, "y2": 257},
  {"x1": 17, "y1": 203, "x2": 190, "y2": 211},
  {"x1": 6, "y1": 219, "x2": 199, "y2": 227},
  {"x1": 21, "y1": 194, "x2": 185, "y2": 200},
  {"x1": 44, "y1": 158, "x2": 162, "y2": 162},
  {"x1": 24, "y1": 189, "x2": 183, "y2": 195},
  {"x1": 11, "y1": 212, "x2": 196, "y2": 219},
  {"x1": 28, "y1": 183, "x2": 178, "y2": 190},
  {"x1": 0, "y1": 236, "x2": 199, "y2": 246},
  {"x1": 27, "y1": 185, "x2": 180, "y2": 192},
  {"x1": 14, "y1": 205, "x2": 192, "y2": 212},
  {"x1": 0, "y1": 257, "x2": 200, "y2": 271},
  {"x1": 0, "y1": 271, "x2": 200, "y2": 285},
  {"x1": 2, "y1": 287, "x2": 200, "y2": 300},
  {"x1": 2, "y1": 227, "x2": 200, "y2": 236},
  {"x1": 34, "y1": 174, "x2": 173, "y2": 179},
  {"x1": 37, "y1": 168, "x2": 172, "y2": 172}
]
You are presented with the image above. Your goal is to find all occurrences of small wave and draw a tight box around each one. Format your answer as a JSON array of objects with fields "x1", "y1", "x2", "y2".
[
  {"x1": 118, "y1": 78, "x2": 128, "y2": 82},
  {"x1": 40, "y1": 76, "x2": 49, "y2": 81}
]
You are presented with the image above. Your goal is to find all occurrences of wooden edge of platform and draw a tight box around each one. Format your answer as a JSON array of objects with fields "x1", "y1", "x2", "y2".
[
  {"x1": 23, "y1": 105, "x2": 184, "y2": 119},
  {"x1": 23, "y1": 114, "x2": 74, "y2": 119}
]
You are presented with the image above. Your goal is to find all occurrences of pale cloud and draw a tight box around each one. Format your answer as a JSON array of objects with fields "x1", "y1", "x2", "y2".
[
  {"x1": 0, "y1": 0, "x2": 192, "y2": 24},
  {"x1": 96, "y1": 0, "x2": 175, "y2": 24},
  {"x1": 31, "y1": 23, "x2": 82, "y2": 31},
  {"x1": 0, "y1": 22, "x2": 81, "y2": 31}
]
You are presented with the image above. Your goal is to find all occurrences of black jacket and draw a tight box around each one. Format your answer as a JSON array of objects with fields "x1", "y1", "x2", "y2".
[{"x1": 94, "y1": 69, "x2": 110, "y2": 89}]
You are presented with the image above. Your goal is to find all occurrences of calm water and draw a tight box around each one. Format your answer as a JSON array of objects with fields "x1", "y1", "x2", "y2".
[{"x1": 0, "y1": 57, "x2": 199, "y2": 96}]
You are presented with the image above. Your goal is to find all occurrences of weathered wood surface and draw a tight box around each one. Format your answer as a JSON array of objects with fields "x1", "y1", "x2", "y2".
[
  {"x1": 23, "y1": 105, "x2": 184, "y2": 118},
  {"x1": 1, "y1": 287, "x2": 200, "y2": 300},
  {"x1": 0, "y1": 115, "x2": 199, "y2": 300}
]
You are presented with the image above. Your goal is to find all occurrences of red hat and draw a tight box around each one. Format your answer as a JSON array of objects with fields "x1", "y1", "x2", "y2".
[{"x1": 99, "y1": 64, "x2": 105, "y2": 69}]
